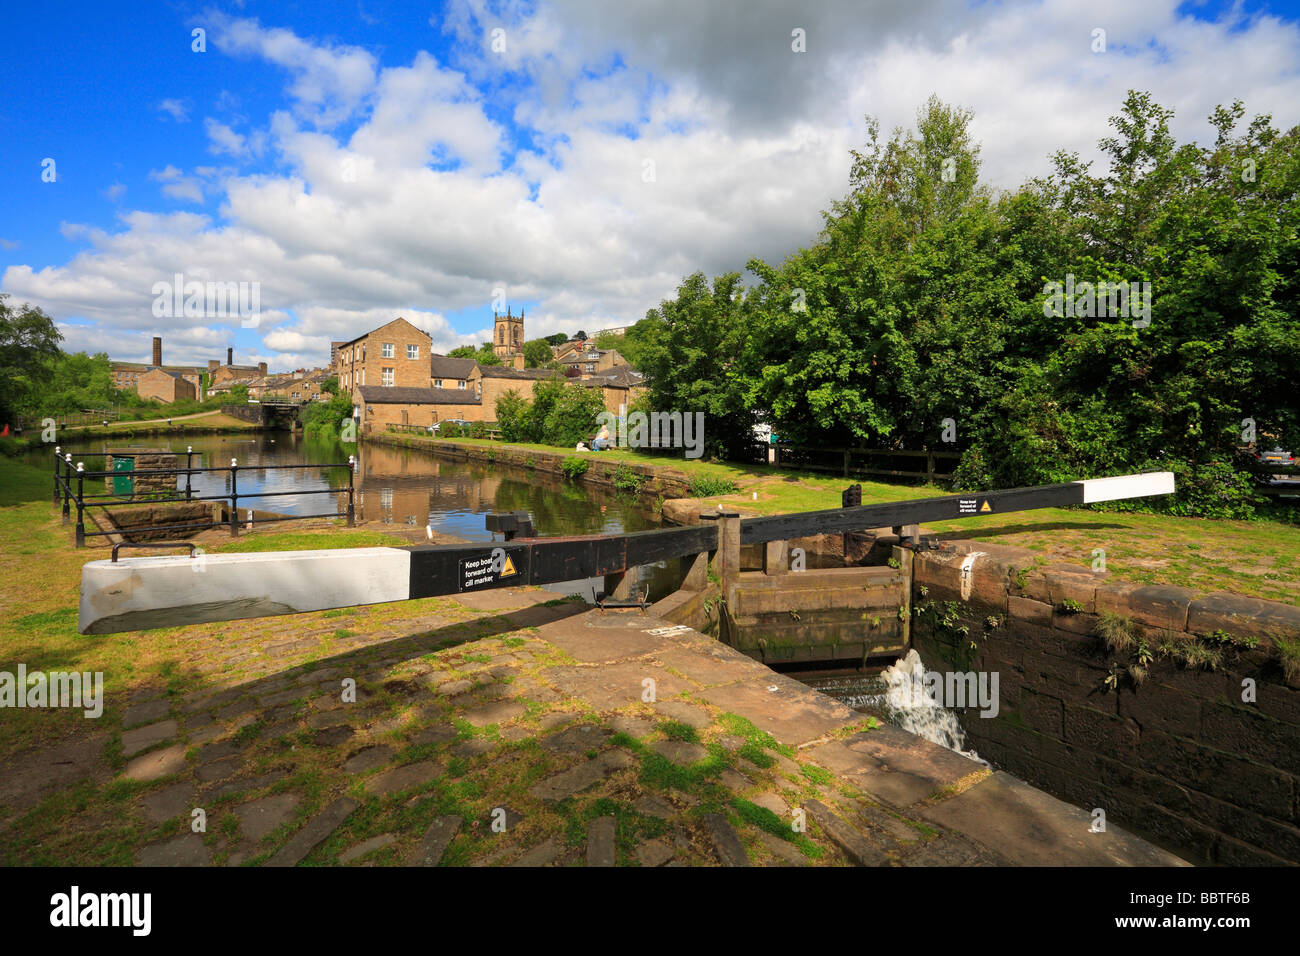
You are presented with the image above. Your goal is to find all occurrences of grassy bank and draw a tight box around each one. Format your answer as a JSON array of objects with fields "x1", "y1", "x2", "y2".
[
  {"x1": 2, "y1": 412, "x2": 266, "y2": 455},
  {"x1": 0, "y1": 454, "x2": 415, "y2": 760}
]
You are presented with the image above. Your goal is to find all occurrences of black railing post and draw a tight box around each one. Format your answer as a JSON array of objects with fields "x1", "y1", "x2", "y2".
[
  {"x1": 75, "y1": 462, "x2": 85, "y2": 548},
  {"x1": 52, "y1": 446, "x2": 61, "y2": 505},
  {"x1": 185, "y1": 446, "x2": 193, "y2": 501},
  {"x1": 229, "y1": 458, "x2": 239, "y2": 537},
  {"x1": 62, "y1": 453, "x2": 72, "y2": 523},
  {"x1": 347, "y1": 456, "x2": 356, "y2": 526}
]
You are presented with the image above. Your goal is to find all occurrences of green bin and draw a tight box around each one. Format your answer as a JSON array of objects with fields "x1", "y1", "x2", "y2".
[{"x1": 112, "y1": 457, "x2": 135, "y2": 496}]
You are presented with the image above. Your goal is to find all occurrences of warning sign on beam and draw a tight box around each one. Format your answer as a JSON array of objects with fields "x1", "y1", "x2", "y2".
[{"x1": 459, "y1": 549, "x2": 520, "y2": 591}]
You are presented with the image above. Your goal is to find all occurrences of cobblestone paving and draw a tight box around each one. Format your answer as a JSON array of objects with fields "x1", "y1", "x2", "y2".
[{"x1": 0, "y1": 586, "x2": 1180, "y2": 866}]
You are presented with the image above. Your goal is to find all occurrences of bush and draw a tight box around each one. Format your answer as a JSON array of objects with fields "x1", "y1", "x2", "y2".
[
  {"x1": 612, "y1": 465, "x2": 648, "y2": 494},
  {"x1": 686, "y1": 475, "x2": 738, "y2": 497},
  {"x1": 562, "y1": 456, "x2": 589, "y2": 479},
  {"x1": 301, "y1": 392, "x2": 355, "y2": 441},
  {"x1": 494, "y1": 379, "x2": 607, "y2": 448}
]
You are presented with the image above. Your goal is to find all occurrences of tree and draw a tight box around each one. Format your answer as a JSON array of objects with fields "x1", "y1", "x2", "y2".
[
  {"x1": 0, "y1": 294, "x2": 62, "y2": 423},
  {"x1": 495, "y1": 389, "x2": 532, "y2": 442},
  {"x1": 635, "y1": 272, "x2": 756, "y2": 458},
  {"x1": 522, "y1": 338, "x2": 554, "y2": 368},
  {"x1": 448, "y1": 345, "x2": 477, "y2": 359},
  {"x1": 475, "y1": 342, "x2": 502, "y2": 366},
  {"x1": 546, "y1": 333, "x2": 569, "y2": 346},
  {"x1": 320, "y1": 376, "x2": 338, "y2": 396},
  {"x1": 574, "y1": 330, "x2": 587, "y2": 341}
]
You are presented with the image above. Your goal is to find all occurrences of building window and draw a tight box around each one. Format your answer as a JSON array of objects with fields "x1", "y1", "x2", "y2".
[
  {"x1": 382, "y1": 343, "x2": 394, "y2": 358},
  {"x1": 382, "y1": 367, "x2": 394, "y2": 386},
  {"x1": 407, "y1": 344, "x2": 419, "y2": 360},
  {"x1": 434, "y1": 379, "x2": 442, "y2": 388},
  {"x1": 458, "y1": 380, "x2": 465, "y2": 389}
]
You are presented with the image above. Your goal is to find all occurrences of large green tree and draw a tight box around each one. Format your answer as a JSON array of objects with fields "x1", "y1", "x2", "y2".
[{"x1": 0, "y1": 294, "x2": 62, "y2": 424}]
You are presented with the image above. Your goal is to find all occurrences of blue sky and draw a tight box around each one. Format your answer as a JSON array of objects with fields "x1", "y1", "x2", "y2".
[{"x1": 3, "y1": 0, "x2": 1298, "y2": 370}]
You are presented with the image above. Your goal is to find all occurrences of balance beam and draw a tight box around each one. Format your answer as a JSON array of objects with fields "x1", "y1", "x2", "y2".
[{"x1": 77, "y1": 472, "x2": 1174, "y2": 635}]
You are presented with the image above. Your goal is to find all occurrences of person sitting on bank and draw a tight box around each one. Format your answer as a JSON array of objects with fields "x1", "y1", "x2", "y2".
[{"x1": 592, "y1": 424, "x2": 612, "y2": 451}]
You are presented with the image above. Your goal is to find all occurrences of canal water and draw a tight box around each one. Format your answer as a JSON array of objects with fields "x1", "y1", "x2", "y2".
[{"x1": 34, "y1": 431, "x2": 676, "y2": 600}]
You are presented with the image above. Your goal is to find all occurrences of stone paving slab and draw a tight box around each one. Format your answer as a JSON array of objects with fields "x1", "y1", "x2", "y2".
[
  {"x1": 587, "y1": 815, "x2": 616, "y2": 867},
  {"x1": 123, "y1": 743, "x2": 187, "y2": 782},
  {"x1": 806, "y1": 799, "x2": 890, "y2": 866},
  {"x1": 460, "y1": 700, "x2": 525, "y2": 727},
  {"x1": 651, "y1": 740, "x2": 707, "y2": 766},
  {"x1": 123, "y1": 698, "x2": 172, "y2": 728},
  {"x1": 140, "y1": 782, "x2": 195, "y2": 824},
  {"x1": 363, "y1": 760, "x2": 442, "y2": 797},
  {"x1": 652, "y1": 700, "x2": 711, "y2": 728},
  {"x1": 537, "y1": 621, "x2": 677, "y2": 664},
  {"x1": 235, "y1": 793, "x2": 301, "y2": 843},
  {"x1": 266, "y1": 798, "x2": 359, "y2": 867},
  {"x1": 702, "y1": 813, "x2": 750, "y2": 867},
  {"x1": 635, "y1": 838, "x2": 675, "y2": 867},
  {"x1": 340, "y1": 833, "x2": 396, "y2": 864},
  {"x1": 137, "y1": 832, "x2": 209, "y2": 867},
  {"x1": 121, "y1": 720, "x2": 178, "y2": 758},
  {"x1": 510, "y1": 836, "x2": 564, "y2": 866},
  {"x1": 918, "y1": 771, "x2": 1190, "y2": 867},
  {"x1": 529, "y1": 749, "x2": 634, "y2": 801},
  {"x1": 695, "y1": 676, "x2": 857, "y2": 747},
  {"x1": 805, "y1": 727, "x2": 984, "y2": 809},
  {"x1": 546, "y1": 661, "x2": 691, "y2": 710},
  {"x1": 408, "y1": 815, "x2": 463, "y2": 866}
]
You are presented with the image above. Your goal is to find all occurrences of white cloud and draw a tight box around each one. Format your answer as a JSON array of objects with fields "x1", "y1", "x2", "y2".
[
  {"x1": 158, "y1": 98, "x2": 189, "y2": 122},
  {"x1": 5, "y1": 3, "x2": 1299, "y2": 373}
]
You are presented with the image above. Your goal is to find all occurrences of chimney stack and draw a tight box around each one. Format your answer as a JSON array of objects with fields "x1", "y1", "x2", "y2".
[
  {"x1": 512, "y1": 353, "x2": 526, "y2": 370},
  {"x1": 208, "y1": 359, "x2": 219, "y2": 371},
  {"x1": 152, "y1": 336, "x2": 162, "y2": 367},
  {"x1": 257, "y1": 362, "x2": 268, "y2": 377},
  {"x1": 227, "y1": 347, "x2": 233, "y2": 366}
]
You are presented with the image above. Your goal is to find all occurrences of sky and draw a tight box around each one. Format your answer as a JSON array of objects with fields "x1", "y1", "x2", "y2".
[{"x1": 2, "y1": 0, "x2": 1298, "y2": 372}]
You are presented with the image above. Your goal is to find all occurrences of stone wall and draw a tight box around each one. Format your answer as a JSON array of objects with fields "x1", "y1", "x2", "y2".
[
  {"x1": 101, "y1": 502, "x2": 213, "y2": 541},
  {"x1": 910, "y1": 541, "x2": 1300, "y2": 865},
  {"x1": 105, "y1": 450, "x2": 180, "y2": 498}
]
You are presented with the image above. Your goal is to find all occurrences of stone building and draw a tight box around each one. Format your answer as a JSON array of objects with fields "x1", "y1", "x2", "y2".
[
  {"x1": 585, "y1": 366, "x2": 648, "y2": 414},
  {"x1": 208, "y1": 348, "x2": 268, "y2": 395},
  {"x1": 558, "y1": 345, "x2": 628, "y2": 379},
  {"x1": 111, "y1": 336, "x2": 205, "y2": 399},
  {"x1": 429, "y1": 355, "x2": 479, "y2": 391},
  {"x1": 492, "y1": 307, "x2": 524, "y2": 360},
  {"x1": 334, "y1": 317, "x2": 433, "y2": 401},
  {"x1": 136, "y1": 368, "x2": 197, "y2": 404},
  {"x1": 468, "y1": 365, "x2": 563, "y2": 420}
]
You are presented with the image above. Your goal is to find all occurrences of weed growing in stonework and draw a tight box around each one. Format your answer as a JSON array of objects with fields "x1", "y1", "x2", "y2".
[{"x1": 1058, "y1": 598, "x2": 1084, "y2": 614}]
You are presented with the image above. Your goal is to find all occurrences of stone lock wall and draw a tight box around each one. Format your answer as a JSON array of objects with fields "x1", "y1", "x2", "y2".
[{"x1": 910, "y1": 541, "x2": 1300, "y2": 865}]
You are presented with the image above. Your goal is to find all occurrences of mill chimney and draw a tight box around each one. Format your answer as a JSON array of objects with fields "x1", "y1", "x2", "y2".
[
  {"x1": 227, "y1": 347, "x2": 233, "y2": 366},
  {"x1": 152, "y1": 336, "x2": 162, "y2": 367}
]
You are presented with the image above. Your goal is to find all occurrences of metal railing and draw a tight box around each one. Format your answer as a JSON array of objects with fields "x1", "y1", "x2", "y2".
[{"x1": 52, "y1": 446, "x2": 356, "y2": 547}]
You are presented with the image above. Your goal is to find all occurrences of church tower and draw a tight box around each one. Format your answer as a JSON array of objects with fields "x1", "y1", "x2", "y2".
[{"x1": 493, "y1": 307, "x2": 524, "y2": 359}]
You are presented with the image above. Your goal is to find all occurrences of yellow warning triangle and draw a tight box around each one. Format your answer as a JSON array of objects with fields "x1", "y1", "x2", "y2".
[
  {"x1": 979, "y1": 500, "x2": 992, "y2": 512},
  {"x1": 501, "y1": 555, "x2": 518, "y2": 577}
]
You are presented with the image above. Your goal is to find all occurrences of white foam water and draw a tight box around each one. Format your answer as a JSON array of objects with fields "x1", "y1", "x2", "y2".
[{"x1": 872, "y1": 649, "x2": 985, "y2": 763}]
